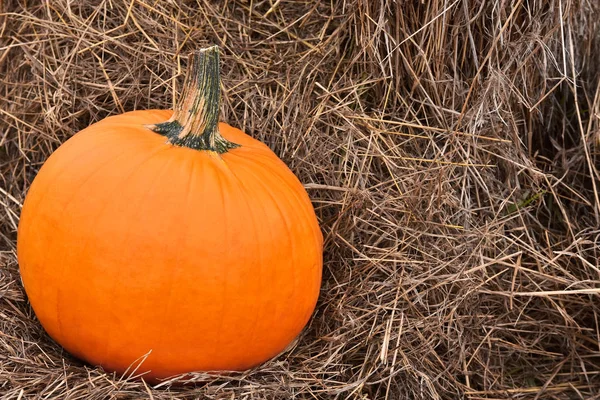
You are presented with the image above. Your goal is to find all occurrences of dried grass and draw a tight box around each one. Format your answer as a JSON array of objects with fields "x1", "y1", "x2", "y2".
[{"x1": 1, "y1": 0, "x2": 600, "y2": 398}]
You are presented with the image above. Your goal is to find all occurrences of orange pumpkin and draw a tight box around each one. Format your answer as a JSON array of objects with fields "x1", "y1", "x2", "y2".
[{"x1": 16, "y1": 46, "x2": 323, "y2": 381}]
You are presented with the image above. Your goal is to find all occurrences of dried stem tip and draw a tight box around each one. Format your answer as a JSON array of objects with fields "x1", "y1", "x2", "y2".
[{"x1": 151, "y1": 45, "x2": 239, "y2": 154}]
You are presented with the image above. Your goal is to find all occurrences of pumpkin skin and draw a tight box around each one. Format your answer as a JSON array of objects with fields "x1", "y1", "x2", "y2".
[{"x1": 16, "y1": 48, "x2": 323, "y2": 381}]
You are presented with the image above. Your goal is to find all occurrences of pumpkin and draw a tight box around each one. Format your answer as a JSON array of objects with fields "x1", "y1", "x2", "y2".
[{"x1": 16, "y1": 46, "x2": 323, "y2": 381}]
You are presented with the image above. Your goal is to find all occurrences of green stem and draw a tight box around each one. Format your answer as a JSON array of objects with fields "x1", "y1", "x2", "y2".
[{"x1": 150, "y1": 45, "x2": 239, "y2": 153}]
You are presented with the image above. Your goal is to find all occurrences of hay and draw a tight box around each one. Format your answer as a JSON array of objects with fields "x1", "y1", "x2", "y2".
[{"x1": 1, "y1": 0, "x2": 599, "y2": 398}]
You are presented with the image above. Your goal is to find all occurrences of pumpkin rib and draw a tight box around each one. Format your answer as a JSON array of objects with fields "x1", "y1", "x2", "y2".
[
  {"x1": 237, "y1": 152, "x2": 322, "y2": 275},
  {"x1": 95, "y1": 147, "x2": 183, "y2": 367},
  {"x1": 229, "y1": 151, "x2": 323, "y2": 249},
  {"x1": 185, "y1": 155, "x2": 229, "y2": 367},
  {"x1": 208, "y1": 158, "x2": 230, "y2": 359},
  {"x1": 42, "y1": 144, "x2": 168, "y2": 351},
  {"x1": 198, "y1": 157, "x2": 228, "y2": 365},
  {"x1": 40, "y1": 138, "x2": 161, "y2": 224},
  {"x1": 209, "y1": 156, "x2": 267, "y2": 364},
  {"x1": 249, "y1": 158, "x2": 323, "y2": 321},
  {"x1": 97, "y1": 152, "x2": 204, "y2": 375},
  {"x1": 19, "y1": 130, "x2": 138, "y2": 231},
  {"x1": 91, "y1": 148, "x2": 209, "y2": 374},
  {"x1": 218, "y1": 156, "x2": 269, "y2": 351},
  {"x1": 227, "y1": 151, "x2": 313, "y2": 218},
  {"x1": 58, "y1": 145, "x2": 172, "y2": 363},
  {"x1": 150, "y1": 153, "x2": 198, "y2": 366},
  {"x1": 227, "y1": 157, "x2": 305, "y2": 337},
  {"x1": 209, "y1": 150, "x2": 316, "y2": 361}
]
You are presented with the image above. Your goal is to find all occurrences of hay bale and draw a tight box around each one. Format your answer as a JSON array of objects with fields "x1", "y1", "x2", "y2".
[{"x1": 0, "y1": 0, "x2": 599, "y2": 398}]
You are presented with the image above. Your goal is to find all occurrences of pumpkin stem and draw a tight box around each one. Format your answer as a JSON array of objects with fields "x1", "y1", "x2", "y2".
[{"x1": 150, "y1": 45, "x2": 239, "y2": 153}]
